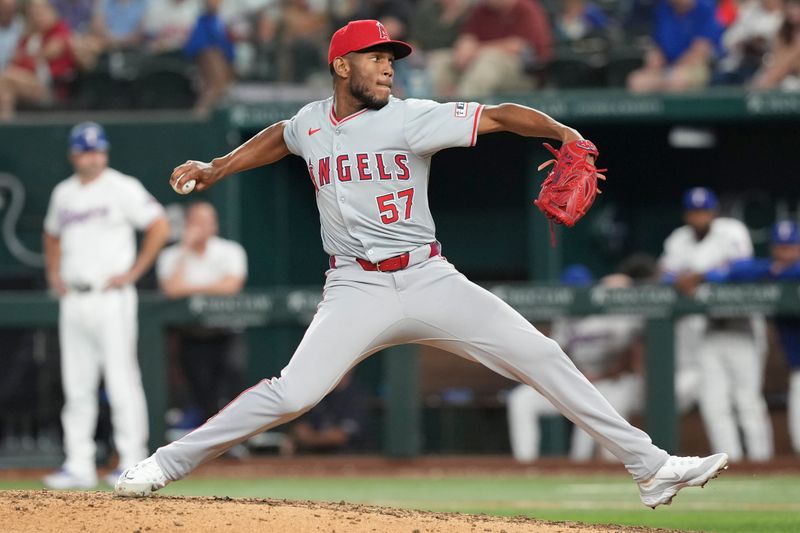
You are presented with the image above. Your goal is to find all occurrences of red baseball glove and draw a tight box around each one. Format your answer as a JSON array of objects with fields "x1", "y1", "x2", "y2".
[{"x1": 534, "y1": 139, "x2": 606, "y2": 245}]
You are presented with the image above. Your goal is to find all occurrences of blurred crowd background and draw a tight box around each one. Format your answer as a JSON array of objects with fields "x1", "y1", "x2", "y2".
[{"x1": 0, "y1": 0, "x2": 799, "y2": 117}]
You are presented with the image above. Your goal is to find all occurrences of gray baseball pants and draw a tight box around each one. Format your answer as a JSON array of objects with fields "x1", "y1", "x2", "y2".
[{"x1": 156, "y1": 250, "x2": 668, "y2": 482}]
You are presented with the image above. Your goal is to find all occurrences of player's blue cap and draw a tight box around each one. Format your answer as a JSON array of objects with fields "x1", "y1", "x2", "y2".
[
  {"x1": 68, "y1": 121, "x2": 109, "y2": 152},
  {"x1": 682, "y1": 187, "x2": 719, "y2": 211},
  {"x1": 771, "y1": 221, "x2": 800, "y2": 245},
  {"x1": 560, "y1": 264, "x2": 594, "y2": 287}
]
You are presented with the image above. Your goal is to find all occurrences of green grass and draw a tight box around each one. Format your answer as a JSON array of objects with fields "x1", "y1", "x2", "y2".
[{"x1": 3, "y1": 474, "x2": 799, "y2": 532}]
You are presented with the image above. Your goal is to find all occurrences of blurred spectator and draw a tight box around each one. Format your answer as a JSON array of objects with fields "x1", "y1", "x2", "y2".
[
  {"x1": 143, "y1": 0, "x2": 202, "y2": 54},
  {"x1": 218, "y1": 0, "x2": 274, "y2": 77},
  {"x1": 752, "y1": 0, "x2": 800, "y2": 90},
  {"x1": 408, "y1": 0, "x2": 469, "y2": 52},
  {"x1": 247, "y1": 0, "x2": 281, "y2": 80},
  {"x1": 554, "y1": 0, "x2": 611, "y2": 44},
  {"x1": 705, "y1": 221, "x2": 800, "y2": 455},
  {"x1": 52, "y1": 0, "x2": 103, "y2": 69},
  {"x1": 621, "y1": 0, "x2": 658, "y2": 38},
  {"x1": 92, "y1": 0, "x2": 148, "y2": 51},
  {"x1": 184, "y1": 0, "x2": 234, "y2": 116},
  {"x1": 260, "y1": 0, "x2": 328, "y2": 83},
  {"x1": 404, "y1": 0, "x2": 471, "y2": 97},
  {"x1": 507, "y1": 270, "x2": 645, "y2": 463},
  {"x1": 283, "y1": 371, "x2": 369, "y2": 454},
  {"x1": 355, "y1": 0, "x2": 412, "y2": 40},
  {"x1": 715, "y1": 0, "x2": 783, "y2": 85},
  {"x1": 0, "y1": 0, "x2": 76, "y2": 121},
  {"x1": 627, "y1": 0, "x2": 723, "y2": 93},
  {"x1": 51, "y1": 0, "x2": 91, "y2": 33},
  {"x1": 660, "y1": 187, "x2": 773, "y2": 462},
  {"x1": 157, "y1": 201, "x2": 248, "y2": 425},
  {"x1": 429, "y1": 0, "x2": 553, "y2": 98},
  {"x1": 0, "y1": 0, "x2": 23, "y2": 70},
  {"x1": 716, "y1": 0, "x2": 739, "y2": 28}
]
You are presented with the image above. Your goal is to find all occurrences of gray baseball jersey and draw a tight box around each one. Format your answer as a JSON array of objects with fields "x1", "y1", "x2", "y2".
[
  {"x1": 283, "y1": 96, "x2": 483, "y2": 261},
  {"x1": 153, "y1": 97, "x2": 669, "y2": 484}
]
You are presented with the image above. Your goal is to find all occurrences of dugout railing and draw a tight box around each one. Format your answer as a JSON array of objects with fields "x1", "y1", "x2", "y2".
[{"x1": 1, "y1": 281, "x2": 798, "y2": 462}]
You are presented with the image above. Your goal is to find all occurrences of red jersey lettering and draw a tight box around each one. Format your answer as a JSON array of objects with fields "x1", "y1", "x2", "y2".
[
  {"x1": 356, "y1": 153, "x2": 372, "y2": 181},
  {"x1": 375, "y1": 154, "x2": 392, "y2": 180},
  {"x1": 318, "y1": 157, "x2": 331, "y2": 187},
  {"x1": 395, "y1": 154, "x2": 409, "y2": 180},
  {"x1": 336, "y1": 155, "x2": 352, "y2": 182}
]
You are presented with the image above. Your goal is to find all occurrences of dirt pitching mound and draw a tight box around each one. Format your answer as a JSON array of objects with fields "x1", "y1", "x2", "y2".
[{"x1": 1, "y1": 490, "x2": 674, "y2": 533}]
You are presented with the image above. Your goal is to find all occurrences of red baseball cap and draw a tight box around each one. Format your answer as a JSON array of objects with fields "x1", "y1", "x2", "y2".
[{"x1": 328, "y1": 20, "x2": 413, "y2": 65}]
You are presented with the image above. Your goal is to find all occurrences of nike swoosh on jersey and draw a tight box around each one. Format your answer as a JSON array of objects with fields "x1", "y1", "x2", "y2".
[{"x1": 308, "y1": 128, "x2": 321, "y2": 136}]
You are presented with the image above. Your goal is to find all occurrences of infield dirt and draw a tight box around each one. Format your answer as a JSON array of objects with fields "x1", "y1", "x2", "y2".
[{"x1": 1, "y1": 490, "x2": 677, "y2": 533}]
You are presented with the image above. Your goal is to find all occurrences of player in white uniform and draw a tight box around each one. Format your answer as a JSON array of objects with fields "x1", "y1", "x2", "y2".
[
  {"x1": 508, "y1": 273, "x2": 645, "y2": 463},
  {"x1": 42, "y1": 122, "x2": 170, "y2": 488},
  {"x1": 660, "y1": 187, "x2": 773, "y2": 462},
  {"x1": 116, "y1": 20, "x2": 728, "y2": 508}
]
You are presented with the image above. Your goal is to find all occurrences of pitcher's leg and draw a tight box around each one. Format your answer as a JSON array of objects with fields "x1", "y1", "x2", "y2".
[
  {"x1": 507, "y1": 384, "x2": 558, "y2": 462},
  {"x1": 570, "y1": 379, "x2": 620, "y2": 462},
  {"x1": 405, "y1": 261, "x2": 668, "y2": 481},
  {"x1": 155, "y1": 273, "x2": 403, "y2": 480}
]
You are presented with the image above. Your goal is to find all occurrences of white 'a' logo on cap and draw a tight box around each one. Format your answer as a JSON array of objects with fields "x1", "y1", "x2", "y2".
[
  {"x1": 85, "y1": 127, "x2": 98, "y2": 144},
  {"x1": 692, "y1": 188, "x2": 706, "y2": 206},
  {"x1": 376, "y1": 21, "x2": 388, "y2": 40}
]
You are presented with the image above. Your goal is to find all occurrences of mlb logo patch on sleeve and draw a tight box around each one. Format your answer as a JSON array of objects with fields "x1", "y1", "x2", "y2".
[{"x1": 454, "y1": 102, "x2": 468, "y2": 118}]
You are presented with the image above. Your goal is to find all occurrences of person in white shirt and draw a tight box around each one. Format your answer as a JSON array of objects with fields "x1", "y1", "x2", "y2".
[
  {"x1": 157, "y1": 201, "x2": 247, "y2": 424},
  {"x1": 716, "y1": 0, "x2": 783, "y2": 84},
  {"x1": 42, "y1": 122, "x2": 170, "y2": 489},
  {"x1": 142, "y1": 0, "x2": 201, "y2": 53},
  {"x1": 660, "y1": 187, "x2": 773, "y2": 462}
]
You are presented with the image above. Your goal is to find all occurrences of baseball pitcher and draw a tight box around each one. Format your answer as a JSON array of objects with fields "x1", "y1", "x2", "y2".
[{"x1": 116, "y1": 20, "x2": 728, "y2": 508}]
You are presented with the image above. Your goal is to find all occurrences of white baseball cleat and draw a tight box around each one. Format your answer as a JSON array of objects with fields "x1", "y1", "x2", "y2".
[
  {"x1": 42, "y1": 469, "x2": 97, "y2": 490},
  {"x1": 638, "y1": 453, "x2": 728, "y2": 509},
  {"x1": 114, "y1": 456, "x2": 169, "y2": 497}
]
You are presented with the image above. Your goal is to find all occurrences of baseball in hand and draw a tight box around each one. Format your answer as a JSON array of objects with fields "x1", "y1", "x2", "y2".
[{"x1": 172, "y1": 175, "x2": 196, "y2": 195}]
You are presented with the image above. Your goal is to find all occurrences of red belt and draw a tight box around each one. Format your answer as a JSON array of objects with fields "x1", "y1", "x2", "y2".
[{"x1": 331, "y1": 242, "x2": 441, "y2": 272}]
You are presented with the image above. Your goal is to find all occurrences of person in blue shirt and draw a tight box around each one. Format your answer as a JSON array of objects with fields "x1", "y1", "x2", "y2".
[
  {"x1": 628, "y1": 0, "x2": 723, "y2": 92},
  {"x1": 184, "y1": 0, "x2": 234, "y2": 116},
  {"x1": 706, "y1": 220, "x2": 800, "y2": 454},
  {"x1": 554, "y1": 0, "x2": 611, "y2": 44}
]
